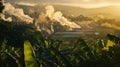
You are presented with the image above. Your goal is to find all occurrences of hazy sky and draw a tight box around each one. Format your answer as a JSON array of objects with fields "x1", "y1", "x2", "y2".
[{"x1": 6, "y1": 0, "x2": 120, "y2": 8}]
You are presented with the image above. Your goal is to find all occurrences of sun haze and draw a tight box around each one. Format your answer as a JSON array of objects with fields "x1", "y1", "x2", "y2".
[{"x1": 6, "y1": 0, "x2": 120, "y2": 8}]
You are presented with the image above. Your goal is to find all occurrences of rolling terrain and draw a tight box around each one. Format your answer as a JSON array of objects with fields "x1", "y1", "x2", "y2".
[
  {"x1": 13, "y1": 3, "x2": 120, "y2": 20},
  {"x1": 7, "y1": 3, "x2": 120, "y2": 39}
]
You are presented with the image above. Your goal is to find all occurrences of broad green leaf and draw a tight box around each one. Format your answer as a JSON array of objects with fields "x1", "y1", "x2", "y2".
[
  {"x1": 44, "y1": 40, "x2": 49, "y2": 49},
  {"x1": 24, "y1": 41, "x2": 38, "y2": 67},
  {"x1": 104, "y1": 40, "x2": 115, "y2": 50}
]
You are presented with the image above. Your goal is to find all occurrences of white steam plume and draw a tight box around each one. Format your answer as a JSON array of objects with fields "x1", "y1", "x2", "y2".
[
  {"x1": 45, "y1": 6, "x2": 54, "y2": 20},
  {"x1": 3, "y1": 3, "x2": 33, "y2": 24},
  {"x1": 0, "y1": 13, "x2": 12, "y2": 22},
  {"x1": 45, "y1": 5, "x2": 81, "y2": 29}
]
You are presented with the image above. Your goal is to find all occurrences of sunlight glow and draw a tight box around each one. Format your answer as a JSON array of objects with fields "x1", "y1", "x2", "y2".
[
  {"x1": 82, "y1": 0, "x2": 91, "y2": 2},
  {"x1": 16, "y1": 0, "x2": 120, "y2": 8},
  {"x1": 17, "y1": 2, "x2": 36, "y2": 6},
  {"x1": 54, "y1": 3, "x2": 111, "y2": 8}
]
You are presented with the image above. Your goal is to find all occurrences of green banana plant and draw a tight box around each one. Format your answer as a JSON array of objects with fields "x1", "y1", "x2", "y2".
[{"x1": 24, "y1": 41, "x2": 38, "y2": 67}]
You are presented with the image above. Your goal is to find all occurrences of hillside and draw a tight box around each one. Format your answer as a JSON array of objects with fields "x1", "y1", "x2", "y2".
[
  {"x1": 1, "y1": 1, "x2": 120, "y2": 67},
  {"x1": 2, "y1": 3, "x2": 120, "y2": 38},
  {"x1": 10, "y1": 3, "x2": 120, "y2": 38},
  {"x1": 13, "y1": 4, "x2": 120, "y2": 20}
]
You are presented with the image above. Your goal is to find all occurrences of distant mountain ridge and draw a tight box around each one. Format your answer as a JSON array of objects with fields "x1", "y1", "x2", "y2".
[
  {"x1": 3, "y1": 2, "x2": 120, "y2": 35},
  {"x1": 6, "y1": 0, "x2": 61, "y2": 3},
  {"x1": 12, "y1": 3, "x2": 120, "y2": 21}
]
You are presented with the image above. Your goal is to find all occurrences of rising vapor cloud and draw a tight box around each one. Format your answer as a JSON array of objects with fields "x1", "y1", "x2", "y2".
[
  {"x1": 0, "y1": 14, "x2": 12, "y2": 22},
  {"x1": 1, "y1": 3, "x2": 34, "y2": 24},
  {"x1": 45, "y1": 5, "x2": 81, "y2": 29}
]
